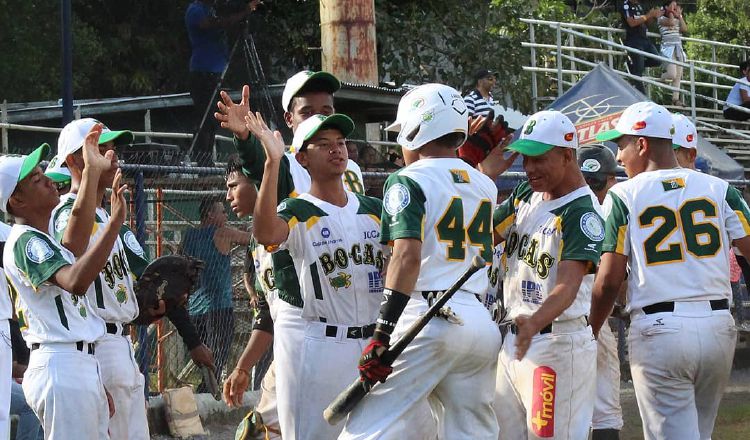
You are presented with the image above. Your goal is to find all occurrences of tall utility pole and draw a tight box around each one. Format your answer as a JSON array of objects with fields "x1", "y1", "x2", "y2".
[
  {"x1": 320, "y1": 0, "x2": 378, "y2": 85},
  {"x1": 61, "y1": 0, "x2": 74, "y2": 124}
]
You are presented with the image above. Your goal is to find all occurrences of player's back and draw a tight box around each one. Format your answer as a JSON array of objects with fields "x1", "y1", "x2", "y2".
[
  {"x1": 383, "y1": 157, "x2": 496, "y2": 295},
  {"x1": 605, "y1": 168, "x2": 749, "y2": 309}
]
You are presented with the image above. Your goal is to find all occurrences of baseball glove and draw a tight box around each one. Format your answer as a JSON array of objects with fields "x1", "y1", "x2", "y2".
[{"x1": 133, "y1": 255, "x2": 205, "y2": 325}]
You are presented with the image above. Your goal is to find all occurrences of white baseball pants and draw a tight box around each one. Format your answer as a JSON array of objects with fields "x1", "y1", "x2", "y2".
[{"x1": 592, "y1": 323, "x2": 623, "y2": 430}]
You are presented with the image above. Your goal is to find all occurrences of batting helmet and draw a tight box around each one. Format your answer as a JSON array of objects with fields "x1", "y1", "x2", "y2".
[
  {"x1": 578, "y1": 144, "x2": 619, "y2": 191},
  {"x1": 386, "y1": 83, "x2": 468, "y2": 151}
]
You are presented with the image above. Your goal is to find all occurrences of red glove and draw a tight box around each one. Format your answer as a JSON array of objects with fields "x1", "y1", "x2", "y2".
[
  {"x1": 457, "y1": 117, "x2": 508, "y2": 167},
  {"x1": 358, "y1": 339, "x2": 392, "y2": 384}
]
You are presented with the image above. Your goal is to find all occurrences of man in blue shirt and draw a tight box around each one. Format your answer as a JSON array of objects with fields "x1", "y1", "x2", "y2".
[{"x1": 185, "y1": 0, "x2": 260, "y2": 167}]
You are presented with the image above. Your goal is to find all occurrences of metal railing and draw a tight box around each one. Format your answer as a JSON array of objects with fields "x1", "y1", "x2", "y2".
[{"x1": 522, "y1": 18, "x2": 750, "y2": 118}]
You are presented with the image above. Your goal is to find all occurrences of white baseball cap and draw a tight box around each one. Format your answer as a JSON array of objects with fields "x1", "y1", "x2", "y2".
[
  {"x1": 44, "y1": 154, "x2": 71, "y2": 184},
  {"x1": 597, "y1": 101, "x2": 674, "y2": 142},
  {"x1": 281, "y1": 71, "x2": 341, "y2": 113},
  {"x1": 57, "y1": 118, "x2": 133, "y2": 162},
  {"x1": 508, "y1": 110, "x2": 578, "y2": 156},
  {"x1": 291, "y1": 114, "x2": 355, "y2": 152},
  {"x1": 386, "y1": 83, "x2": 469, "y2": 151},
  {"x1": 671, "y1": 113, "x2": 698, "y2": 150},
  {"x1": 0, "y1": 143, "x2": 50, "y2": 213}
]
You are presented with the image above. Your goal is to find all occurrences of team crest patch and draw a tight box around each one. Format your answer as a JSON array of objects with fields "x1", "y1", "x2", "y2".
[
  {"x1": 54, "y1": 209, "x2": 71, "y2": 233},
  {"x1": 25, "y1": 237, "x2": 54, "y2": 264},
  {"x1": 384, "y1": 183, "x2": 410, "y2": 215},
  {"x1": 277, "y1": 201, "x2": 288, "y2": 213},
  {"x1": 124, "y1": 230, "x2": 145, "y2": 257},
  {"x1": 329, "y1": 272, "x2": 351, "y2": 290},
  {"x1": 116, "y1": 284, "x2": 128, "y2": 304},
  {"x1": 450, "y1": 169, "x2": 470, "y2": 184},
  {"x1": 580, "y1": 212, "x2": 604, "y2": 241},
  {"x1": 581, "y1": 159, "x2": 601, "y2": 173},
  {"x1": 661, "y1": 178, "x2": 685, "y2": 192}
]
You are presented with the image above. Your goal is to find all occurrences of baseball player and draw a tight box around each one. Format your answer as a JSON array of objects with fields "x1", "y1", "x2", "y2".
[
  {"x1": 43, "y1": 154, "x2": 72, "y2": 195},
  {"x1": 578, "y1": 145, "x2": 624, "y2": 440},
  {"x1": 0, "y1": 221, "x2": 12, "y2": 440},
  {"x1": 590, "y1": 101, "x2": 750, "y2": 440},
  {"x1": 49, "y1": 118, "x2": 149, "y2": 439},
  {"x1": 493, "y1": 110, "x2": 603, "y2": 440},
  {"x1": 1, "y1": 134, "x2": 126, "y2": 439},
  {"x1": 216, "y1": 70, "x2": 364, "y2": 437},
  {"x1": 248, "y1": 112, "x2": 387, "y2": 439},
  {"x1": 340, "y1": 83, "x2": 501, "y2": 440},
  {"x1": 672, "y1": 113, "x2": 698, "y2": 169}
]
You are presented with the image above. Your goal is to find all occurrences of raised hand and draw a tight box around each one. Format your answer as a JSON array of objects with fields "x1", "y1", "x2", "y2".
[
  {"x1": 215, "y1": 85, "x2": 252, "y2": 140},
  {"x1": 82, "y1": 124, "x2": 114, "y2": 174},
  {"x1": 244, "y1": 111, "x2": 285, "y2": 162},
  {"x1": 109, "y1": 169, "x2": 128, "y2": 226},
  {"x1": 478, "y1": 134, "x2": 519, "y2": 180}
]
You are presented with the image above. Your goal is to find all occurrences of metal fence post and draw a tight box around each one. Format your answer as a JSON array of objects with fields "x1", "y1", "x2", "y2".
[
  {"x1": 133, "y1": 170, "x2": 151, "y2": 396},
  {"x1": 556, "y1": 23, "x2": 564, "y2": 97},
  {"x1": 568, "y1": 34, "x2": 576, "y2": 84},
  {"x1": 144, "y1": 109, "x2": 152, "y2": 144},
  {"x1": 690, "y1": 61, "x2": 697, "y2": 122},
  {"x1": 607, "y1": 31, "x2": 614, "y2": 68},
  {"x1": 530, "y1": 23, "x2": 539, "y2": 113},
  {"x1": 1, "y1": 100, "x2": 7, "y2": 155},
  {"x1": 156, "y1": 187, "x2": 165, "y2": 393},
  {"x1": 690, "y1": 60, "x2": 697, "y2": 124},
  {"x1": 711, "y1": 46, "x2": 718, "y2": 111}
]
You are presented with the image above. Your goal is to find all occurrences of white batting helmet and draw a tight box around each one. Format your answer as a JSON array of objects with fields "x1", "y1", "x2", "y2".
[{"x1": 386, "y1": 83, "x2": 469, "y2": 151}]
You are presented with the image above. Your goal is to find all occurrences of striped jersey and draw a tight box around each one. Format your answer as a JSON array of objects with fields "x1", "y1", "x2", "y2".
[
  {"x1": 4, "y1": 224, "x2": 105, "y2": 345},
  {"x1": 50, "y1": 193, "x2": 139, "y2": 324},
  {"x1": 463, "y1": 89, "x2": 495, "y2": 118},
  {"x1": 381, "y1": 158, "x2": 497, "y2": 295},
  {"x1": 276, "y1": 192, "x2": 386, "y2": 325},
  {"x1": 494, "y1": 182, "x2": 604, "y2": 320},
  {"x1": 603, "y1": 168, "x2": 750, "y2": 310}
]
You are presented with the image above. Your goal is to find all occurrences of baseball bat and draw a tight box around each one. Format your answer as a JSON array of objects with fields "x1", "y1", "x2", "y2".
[{"x1": 323, "y1": 255, "x2": 487, "y2": 425}]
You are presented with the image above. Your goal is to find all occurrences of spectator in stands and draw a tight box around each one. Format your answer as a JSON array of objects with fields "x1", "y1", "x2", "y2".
[
  {"x1": 723, "y1": 61, "x2": 750, "y2": 121},
  {"x1": 346, "y1": 140, "x2": 360, "y2": 165},
  {"x1": 620, "y1": 0, "x2": 663, "y2": 95},
  {"x1": 185, "y1": 0, "x2": 260, "y2": 167},
  {"x1": 464, "y1": 69, "x2": 496, "y2": 117},
  {"x1": 658, "y1": 1, "x2": 688, "y2": 107},
  {"x1": 183, "y1": 197, "x2": 251, "y2": 390}
]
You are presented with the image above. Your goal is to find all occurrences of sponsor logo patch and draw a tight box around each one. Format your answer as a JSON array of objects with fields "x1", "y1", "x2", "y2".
[
  {"x1": 580, "y1": 212, "x2": 604, "y2": 241},
  {"x1": 564, "y1": 132, "x2": 575, "y2": 142},
  {"x1": 384, "y1": 183, "x2": 410, "y2": 216},
  {"x1": 632, "y1": 120, "x2": 647, "y2": 131},
  {"x1": 450, "y1": 169, "x2": 470, "y2": 184},
  {"x1": 25, "y1": 237, "x2": 54, "y2": 264},
  {"x1": 521, "y1": 280, "x2": 543, "y2": 305},
  {"x1": 322, "y1": 227, "x2": 331, "y2": 238},
  {"x1": 661, "y1": 177, "x2": 685, "y2": 192},
  {"x1": 368, "y1": 271, "x2": 383, "y2": 294},
  {"x1": 531, "y1": 366, "x2": 556, "y2": 437}
]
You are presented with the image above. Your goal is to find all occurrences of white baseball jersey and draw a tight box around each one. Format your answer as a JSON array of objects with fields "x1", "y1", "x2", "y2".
[
  {"x1": 382, "y1": 157, "x2": 497, "y2": 294},
  {"x1": 494, "y1": 181, "x2": 604, "y2": 320},
  {"x1": 275, "y1": 191, "x2": 386, "y2": 325},
  {"x1": 4, "y1": 224, "x2": 104, "y2": 345},
  {"x1": 50, "y1": 193, "x2": 139, "y2": 324},
  {"x1": 603, "y1": 168, "x2": 750, "y2": 310},
  {"x1": 0, "y1": 222, "x2": 13, "y2": 320}
]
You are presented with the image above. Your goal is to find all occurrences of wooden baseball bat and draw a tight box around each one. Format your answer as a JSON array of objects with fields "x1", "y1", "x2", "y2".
[{"x1": 323, "y1": 255, "x2": 487, "y2": 425}]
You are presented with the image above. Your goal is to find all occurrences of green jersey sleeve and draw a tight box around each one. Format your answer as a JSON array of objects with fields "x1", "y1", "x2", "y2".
[
  {"x1": 13, "y1": 231, "x2": 71, "y2": 290},
  {"x1": 559, "y1": 207, "x2": 605, "y2": 266},
  {"x1": 120, "y1": 225, "x2": 150, "y2": 278},
  {"x1": 724, "y1": 185, "x2": 750, "y2": 240},
  {"x1": 381, "y1": 173, "x2": 426, "y2": 243},
  {"x1": 601, "y1": 191, "x2": 630, "y2": 255},
  {"x1": 234, "y1": 135, "x2": 296, "y2": 200}
]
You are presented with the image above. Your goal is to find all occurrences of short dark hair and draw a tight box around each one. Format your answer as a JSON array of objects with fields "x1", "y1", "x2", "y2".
[
  {"x1": 740, "y1": 60, "x2": 750, "y2": 74},
  {"x1": 225, "y1": 155, "x2": 245, "y2": 178},
  {"x1": 199, "y1": 196, "x2": 222, "y2": 221},
  {"x1": 288, "y1": 79, "x2": 337, "y2": 113},
  {"x1": 431, "y1": 132, "x2": 466, "y2": 149}
]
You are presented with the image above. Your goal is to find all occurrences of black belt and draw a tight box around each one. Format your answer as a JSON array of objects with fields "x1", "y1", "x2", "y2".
[
  {"x1": 106, "y1": 323, "x2": 131, "y2": 336},
  {"x1": 642, "y1": 299, "x2": 729, "y2": 315},
  {"x1": 510, "y1": 323, "x2": 552, "y2": 335},
  {"x1": 319, "y1": 318, "x2": 375, "y2": 339},
  {"x1": 31, "y1": 341, "x2": 95, "y2": 355}
]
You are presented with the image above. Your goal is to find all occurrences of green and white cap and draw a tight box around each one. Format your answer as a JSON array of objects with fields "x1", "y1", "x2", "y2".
[
  {"x1": 508, "y1": 110, "x2": 578, "y2": 156},
  {"x1": 0, "y1": 143, "x2": 50, "y2": 213},
  {"x1": 671, "y1": 113, "x2": 698, "y2": 150},
  {"x1": 281, "y1": 70, "x2": 341, "y2": 112},
  {"x1": 43, "y1": 154, "x2": 71, "y2": 184},
  {"x1": 57, "y1": 117, "x2": 133, "y2": 162},
  {"x1": 596, "y1": 101, "x2": 674, "y2": 142},
  {"x1": 291, "y1": 114, "x2": 355, "y2": 152}
]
